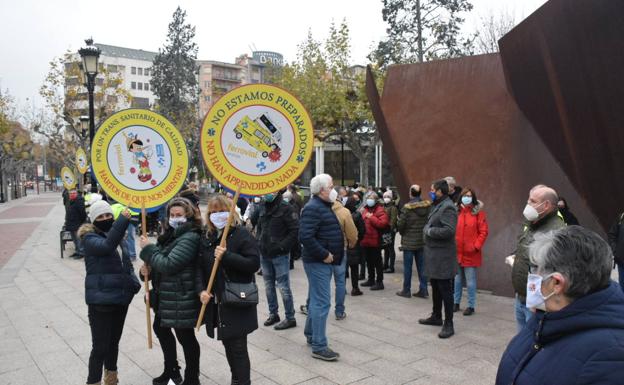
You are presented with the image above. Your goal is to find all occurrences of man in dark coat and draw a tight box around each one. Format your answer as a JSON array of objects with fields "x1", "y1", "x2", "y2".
[
  {"x1": 396, "y1": 184, "x2": 431, "y2": 299},
  {"x1": 253, "y1": 190, "x2": 299, "y2": 331},
  {"x1": 608, "y1": 210, "x2": 624, "y2": 292},
  {"x1": 418, "y1": 179, "x2": 458, "y2": 338},
  {"x1": 299, "y1": 174, "x2": 344, "y2": 361},
  {"x1": 65, "y1": 189, "x2": 87, "y2": 259}
]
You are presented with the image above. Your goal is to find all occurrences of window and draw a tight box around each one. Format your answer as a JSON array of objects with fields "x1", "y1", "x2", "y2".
[
  {"x1": 204, "y1": 95, "x2": 211, "y2": 102},
  {"x1": 144, "y1": 83, "x2": 149, "y2": 91},
  {"x1": 144, "y1": 68, "x2": 150, "y2": 76},
  {"x1": 131, "y1": 67, "x2": 136, "y2": 75},
  {"x1": 204, "y1": 80, "x2": 211, "y2": 88},
  {"x1": 107, "y1": 65, "x2": 118, "y2": 72},
  {"x1": 138, "y1": 82, "x2": 143, "y2": 90},
  {"x1": 131, "y1": 81, "x2": 136, "y2": 89},
  {"x1": 138, "y1": 68, "x2": 143, "y2": 76},
  {"x1": 131, "y1": 97, "x2": 150, "y2": 108}
]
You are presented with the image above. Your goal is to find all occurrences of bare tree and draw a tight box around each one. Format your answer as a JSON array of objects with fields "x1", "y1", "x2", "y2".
[{"x1": 474, "y1": 10, "x2": 517, "y2": 54}]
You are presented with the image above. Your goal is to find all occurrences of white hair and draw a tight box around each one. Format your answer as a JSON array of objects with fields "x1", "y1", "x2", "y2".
[
  {"x1": 444, "y1": 176, "x2": 456, "y2": 189},
  {"x1": 310, "y1": 174, "x2": 333, "y2": 195}
]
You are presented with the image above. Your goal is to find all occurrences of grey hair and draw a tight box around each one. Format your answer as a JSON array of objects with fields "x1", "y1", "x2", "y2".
[
  {"x1": 366, "y1": 191, "x2": 379, "y2": 200},
  {"x1": 310, "y1": 174, "x2": 333, "y2": 195},
  {"x1": 444, "y1": 176, "x2": 456, "y2": 189},
  {"x1": 529, "y1": 226, "x2": 612, "y2": 298}
]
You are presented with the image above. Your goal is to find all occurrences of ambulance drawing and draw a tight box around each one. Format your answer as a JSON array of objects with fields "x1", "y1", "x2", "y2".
[{"x1": 233, "y1": 114, "x2": 282, "y2": 161}]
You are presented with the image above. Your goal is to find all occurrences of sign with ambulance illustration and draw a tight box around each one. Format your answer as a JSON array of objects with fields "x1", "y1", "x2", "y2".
[
  {"x1": 200, "y1": 84, "x2": 314, "y2": 196},
  {"x1": 75, "y1": 148, "x2": 88, "y2": 174},
  {"x1": 61, "y1": 166, "x2": 76, "y2": 189}
]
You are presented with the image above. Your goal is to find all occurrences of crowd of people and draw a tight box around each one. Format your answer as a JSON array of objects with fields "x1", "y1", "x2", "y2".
[{"x1": 62, "y1": 174, "x2": 624, "y2": 385}]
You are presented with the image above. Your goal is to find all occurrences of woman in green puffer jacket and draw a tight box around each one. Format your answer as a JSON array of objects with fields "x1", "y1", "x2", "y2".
[{"x1": 139, "y1": 197, "x2": 202, "y2": 385}]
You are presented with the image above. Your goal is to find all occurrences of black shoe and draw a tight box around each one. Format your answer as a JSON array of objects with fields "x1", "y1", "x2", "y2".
[
  {"x1": 70, "y1": 253, "x2": 84, "y2": 260},
  {"x1": 438, "y1": 320, "x2": 455, "y2": 339},
  {"x1": 274, "y1": 319, "x2": 296, "y2": 330},
  {"x1": 335, "y1": 312, "x2": 347, "y2": 320},
  {"x1": 370, "y1": 283, "x2": 384, "y2": 291},
  {"x1": 453, "y1": 303, "x2": 460, "y2": 312},
  {"x1": 463, "y1": 307, "x2": 475, "y2": 316},
  {"x1": 312, "y1": 348, "x2": 339, "y2": 361},
  {"x1": 383, "y1": 268, "x2": 394, "y2": 273},
  {"x1": 153, "y1": 365, "x2": 182, "y2": 385},
  {"x1": 358, "y1": 274, "x2": 366, "y2": 280},
  {"x1": 396, "y1": 290, "x2": 411, "y2": 298},
  {"x1": 181, "y1": 374, "x2": 200, "y2": 385},
  {"x1": 412, "y1": 290, "x2": 429, "y2": 298},
  {"x1": 257, "y1": 269, "x2": 263, "y2": 276},
  {"x1": 360, "y1": 280, "x2": 374, "y2": 287},
  {"x1": 300, "y1": 305, "x2": 308, "y2": 315},
  {"x1": 351, "y1": 288, "x2": 363, "y2": 296},
  {"x1": 263, "y1": 314, "x2": 280, "y2": 327},
  {"x1": 418, "y1": 314, "x2": 443, "y2": 326}
]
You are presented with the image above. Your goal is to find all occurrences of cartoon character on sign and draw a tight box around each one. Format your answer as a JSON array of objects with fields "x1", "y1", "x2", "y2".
[
  {"x1": 124, "y1": 133, "x2": 153, "y2": 183},
  {"x1": 233, "y1": 114, "x2": 282, "y2": 161},
  {"x1": 62, "y1": 170, "x2": 75, "y2": 187}
]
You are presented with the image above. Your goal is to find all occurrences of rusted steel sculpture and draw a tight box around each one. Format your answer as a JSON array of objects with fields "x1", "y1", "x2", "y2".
[{"x1": 367, "y1": 0, "x2": 622, "y2": 295}]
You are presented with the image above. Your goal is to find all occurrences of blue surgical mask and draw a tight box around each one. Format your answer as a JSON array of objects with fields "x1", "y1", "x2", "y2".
[
  {"x1": 428, "y1": 191, "x2": 437, "y2": 201},
  {"x1": 461, "y1": 196, "x2": 473, "y2": 206},
  {"x1": 169, "y1": 217, "x2": 187, "y2": 229},
  {"x1": 366, "y1": 199, "x2": 375, "y2": 207}
]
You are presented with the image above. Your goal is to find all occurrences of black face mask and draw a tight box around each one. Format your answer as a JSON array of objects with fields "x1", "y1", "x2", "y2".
[{"x1": 94, "y1": 218, "x2": 114, "y2": 232}]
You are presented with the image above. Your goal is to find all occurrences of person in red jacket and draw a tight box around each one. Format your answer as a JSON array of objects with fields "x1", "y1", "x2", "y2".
[
  {"x1": 360, "y1": 192, "x2": 390, "y2": 290},
  {"x1": 453, "y1": 188, "x2": 489, "y2": 315}
]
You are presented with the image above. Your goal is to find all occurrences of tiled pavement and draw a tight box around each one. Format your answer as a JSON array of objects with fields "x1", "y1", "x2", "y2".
[{"x1": 0, "y1": 192, "x2": 519, "y2": 385}]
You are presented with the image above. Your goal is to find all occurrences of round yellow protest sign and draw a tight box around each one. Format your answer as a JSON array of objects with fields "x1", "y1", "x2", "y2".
[
  {"x1": 61, "y1": 166, "x2": 76, "y2": 189},
  {"x1": 200, "y1": 84, "x2": 314, "y2": 196},
  {"x1": 91, "y1": 109, "x2": 189, "y2": 209},
  {"x1": 76, "y1": 148, "x2": 88, "y2": 174}
]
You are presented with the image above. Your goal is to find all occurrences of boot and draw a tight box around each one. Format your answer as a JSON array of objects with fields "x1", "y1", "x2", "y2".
[
  {"x1": 103, "y1": 370, "x2": 118, "y2": 385},
  {"x1": 438, "y1": 320, "x2": 455, "y2": 339},
  {"x1": 418, "y1": 314, "x2": 443, "y2": 326},
  {"x1": 86, "y1": 382, "x2": 101, "y2": 385},
  {"x1": 153, "y1": 364, "x2": 182, "y2": 385},
  {"x1": 360, "y1": 279, "x2": 374, "y2": 287},
  {"x1": 181, "y1": 367, "x2": 200, "y2": 385}
]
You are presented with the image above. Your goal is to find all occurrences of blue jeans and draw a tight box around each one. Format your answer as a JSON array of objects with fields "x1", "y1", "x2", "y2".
[
  {"x1": 332, "y1": 251, "x2": 347, "y2": 316},
  {"x1": 514, "y1": 295, "x2": 533, "y2": 333},
  {"x1": 70, "y1": 230, "x2": 84, "y2": 255},
  {"x1": 261, "y1": 255, "x2": 295, "y2": 320},
  {"x1": 402, "y1": 248, "x2": 427, "y2": 294},
  {"x1": 125, "y1": 223, "x2": 136, "y2": 259},
  {"x1": 454, "y1": 266, "x2": 477, "y2": 308},
  {"x1": 617, "y1": 261, "x2": 624, "y2": 292},
  {"x1": 304, "y1": 261, "x2": 332, "y2": 352}
]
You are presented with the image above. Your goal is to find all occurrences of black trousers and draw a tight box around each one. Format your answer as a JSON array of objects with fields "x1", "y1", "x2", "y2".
[
  {"x1": 430, "y1": 278, "x2": 454, "y2": 321},
  {"x1": 349, "y1": 263, "x2": 359, "y2": 290},
  {"x1": 87, "y1": 304, "x2": 129, "y2": 384},
  {"x1": 363, "y1": 246, "x2": 383, "y2": 283},
  {"x1": 222, "y1": 336, "x2": 251, "y2": 385},
  {"x1": 153, "y1": 314, "x2": 200, "y2": 378},
  {"x1": 383, "y1": 232, "x2": 396, "y2": 270}
]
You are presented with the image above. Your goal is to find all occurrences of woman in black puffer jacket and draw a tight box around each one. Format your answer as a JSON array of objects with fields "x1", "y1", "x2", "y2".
[
  {"x1": 196, "y1": 194, "x2": 260, "y2": 385},
  {"x1": 79, "y1": 200, "x2": 140, "y2": 385},
  {"x1": 139, "y1": 197, "x2": 202, "y2": 385}
]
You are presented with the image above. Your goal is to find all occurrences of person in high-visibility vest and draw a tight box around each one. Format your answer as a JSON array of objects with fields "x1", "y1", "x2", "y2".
[{"x1": 111, "y1": 202, "x2": 140, "y2": 261}]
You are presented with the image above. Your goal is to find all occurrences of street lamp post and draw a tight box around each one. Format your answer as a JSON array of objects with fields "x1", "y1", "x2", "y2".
[{"x1": 78, "y1": 38, "x2": 101, "y2": 193}]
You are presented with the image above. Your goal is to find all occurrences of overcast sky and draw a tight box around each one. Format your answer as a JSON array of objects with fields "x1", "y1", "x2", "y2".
[{"x1": 0, "y1": 0, "x2": 547, "y2": 109}]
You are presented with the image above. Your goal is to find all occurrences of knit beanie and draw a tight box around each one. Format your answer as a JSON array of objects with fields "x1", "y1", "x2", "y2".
[
  {"x1": 90, "y1": 200, "x2": 113, "y2": 221},
  {"x1": 383, "y1": 190, "x2": 393, "y2": 199}
]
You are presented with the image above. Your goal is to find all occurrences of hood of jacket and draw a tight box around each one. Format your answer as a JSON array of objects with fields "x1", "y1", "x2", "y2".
[
  {"x1": 403, "y1": 199, "x2": 432, "y2": 216},
  {"x1": 78, "y1": 223, "x2": 98, "y2": 239},
  {"x1": 533, "y1": 281, "x2": 624, "y2": 344}
]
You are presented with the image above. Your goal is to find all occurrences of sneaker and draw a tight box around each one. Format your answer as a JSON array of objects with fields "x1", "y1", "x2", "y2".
[
  {"x1": 396, "y1": 290, "x2": 411, "y2": 298},
  {"x1": 360, "y1": 280, "x2": 374, "y2": 287},
  {"x1": 299, "y1": 305, "x2": 308, "y2": 315},
  {"x1": 312, "y1": 348, "x2": 339, "y2": 361},
  {"x1": 418, "y1": 314, "x2": 443, "y2": 326},
  {"x1": 438, "y1": 320, "x2": 455, "y2": 339},
  {"x1": 370, "y1": 283, "x2": 384, "y2": 291},
  {"x1": 453, "y1": 304, "x2": 460, "y2": 312},
  {"x1": 335, "y1": 313, "x2": 347, "y2": 320},
  {"x1": 263, "y1": 314, "x2": 280, "y2": 327},
  {"x1": 412, "y1": 290, "x2": 429, "y2": 298},
  {"x1": 274, "y1": 319, "x2": 297, "y2": 330},
  {"x1": 463, "y1": 307, "x2": 475, "y2": 316},
  {"x1": 383, "y1": 268, "x2": 394, "y2": 273},
  {"x1": 351, "y1": 288, "x2": 363, "y2": 296}
]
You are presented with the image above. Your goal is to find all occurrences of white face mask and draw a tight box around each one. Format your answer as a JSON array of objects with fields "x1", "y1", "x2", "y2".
[
  {"x1": 209, "y1": 211, "x2": 229, "y2": 230},
  {"x1": 253, "y1": 197, "x2": 261, "y2": 203},
  {"x1": 526, "y1": 273, "x2": 556, "y2": 311},
  {"x1": 169, "y1": 216, "x2": 187, "y2": 229},
  {"x1": 383, "y1": 197, "x2": 391, "y2": 204},
  {"x1": 329, "y1": 188, "x2": 338, "y2": 202},
  {"x1": 523, "y1": 201, "x2": 546, "y2": 222}
]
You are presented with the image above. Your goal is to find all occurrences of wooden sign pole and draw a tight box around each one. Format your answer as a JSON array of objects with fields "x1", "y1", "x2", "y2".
[
  {"x1": 141, "y1": 201, "x2": 153, "y2": 349},
  {"x1": 195, "y1": 184, "x2": 242, "y2": 331}
]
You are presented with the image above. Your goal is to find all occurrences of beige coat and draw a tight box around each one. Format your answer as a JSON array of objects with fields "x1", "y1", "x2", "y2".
[{"x1": 332, "y1": 201, "x2": 358, "y2": 249}]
